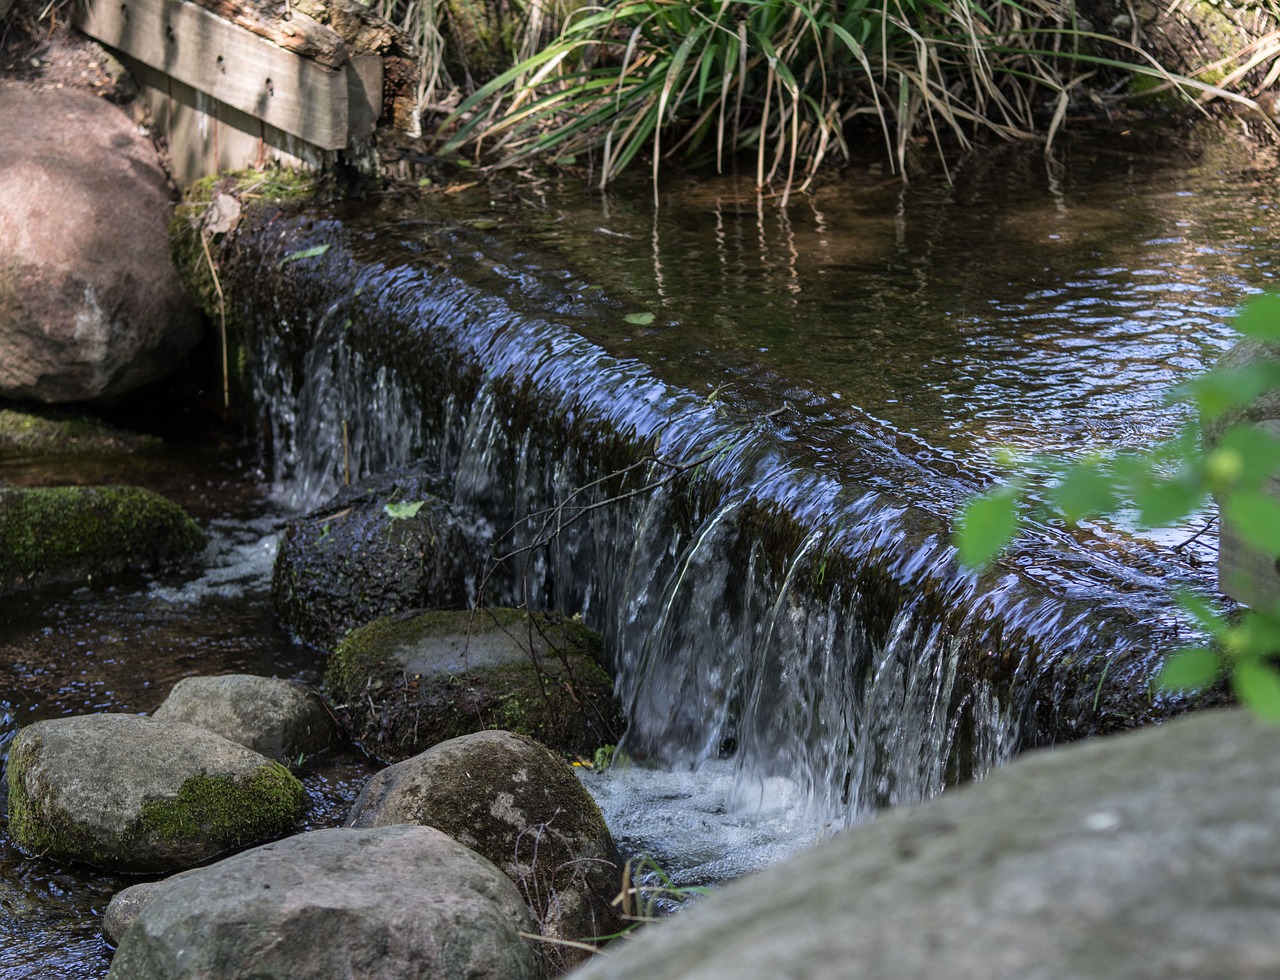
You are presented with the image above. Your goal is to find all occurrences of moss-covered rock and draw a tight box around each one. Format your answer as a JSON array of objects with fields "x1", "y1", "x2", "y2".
[
  {"x1": 0, "y1": 408, "x2": 161, "y2": 459},
  {"x1": 0, "y1": 484, "x2": 205, "y2": 592},
  {"x1": 272, "y1": 467, "x2": 497, "y2": 650},
  {"x1": 325, "y1": 607, "x2": 623, "y2": 763},
  {"x1": 346, "y1": 729, "x2": 623, "y2": 970},
  {"x1": 6, "y1": 714, "x2": 305, "y2": 872}
]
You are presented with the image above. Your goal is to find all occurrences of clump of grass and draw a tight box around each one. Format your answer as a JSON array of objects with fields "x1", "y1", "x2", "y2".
[{"x1": 431, "y1": 0, "x2": 1214, "y2": 199}]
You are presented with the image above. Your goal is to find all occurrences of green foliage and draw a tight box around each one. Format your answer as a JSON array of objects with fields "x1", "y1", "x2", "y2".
[
  {"x1": 434, "y1": 0, "x2": 1213, "y2": 193},
  {"x1": 383, "y1": 499, "x2": 427, "y2": 520},
  {"x1": 954, "y1": 293, "x2": 1280, "y2": 717}
]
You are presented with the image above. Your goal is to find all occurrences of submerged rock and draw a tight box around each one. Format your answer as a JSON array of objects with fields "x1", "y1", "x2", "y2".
[
  {"x1": 271, "y1": 468, "x2": 496, "y2": 650},
  {"x1": 152, "y1": 674, "x2": 341, "y2": 765},
  {"x1": 0, "y1": 484, "x2": 205, "y2": 592},
  {"x1": 324, "y1": 607, "x2": 623, "y2": 762},
  {"x1": 6, "y1": 714, "x2": 304, "y2": 872},
  {"x1": 106, "y1": 825, "x2": 546, "y2": 979},
  {"x1": 569, "y1": 708, "x2": 1280, "y2": 980},
  {"x1": 0, "y1": 83, "x2": 202, "y2": 403},
  {"x1": 347, "y1": 729, "x2": 623, "y2": 968}
]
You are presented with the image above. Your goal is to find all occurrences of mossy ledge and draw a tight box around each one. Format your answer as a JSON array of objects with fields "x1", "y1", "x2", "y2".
[{"x1": 0, "y1": 485, "x2": 205, "y2": 592}]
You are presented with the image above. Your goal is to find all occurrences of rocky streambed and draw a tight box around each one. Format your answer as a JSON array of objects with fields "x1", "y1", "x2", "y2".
[{"x1": 0, "y1": 402, "x2": 788, "y2": 978}]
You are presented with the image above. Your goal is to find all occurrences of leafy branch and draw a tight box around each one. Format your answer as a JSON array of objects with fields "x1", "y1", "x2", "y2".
[{"x1": 954, "y1": 293, "x2": 1280, "y2": 719}]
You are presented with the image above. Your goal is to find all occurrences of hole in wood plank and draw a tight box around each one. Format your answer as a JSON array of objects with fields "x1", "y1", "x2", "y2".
[
  {"x1": 165, "y1": 24, "x2": 175, "y2": 42},
  {"x1": 265, "y1": 78, "x2": 274, "y2": 97},
  {"x1": 217, "y1": 55, "x2": 225, "y2": 73},
  {"x1": 119, "y1": 3, "x2": 128, "y2": 21}
]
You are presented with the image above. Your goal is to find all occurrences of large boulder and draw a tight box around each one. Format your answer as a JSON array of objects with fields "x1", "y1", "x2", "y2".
[
  {"x1": 152, "y1": 674, "x2": 341, "y2": 765},
  {"x1": 6, "y1": 714, "x2": 304, "y2": 872},
  {"x1": 324, "y1": 607, "x2": 623, "y2": 762},
  {"x1": 347, "y1": 729, "x2": 624, "y2": 969},
  {"x1": 0, "y1": 82, "x2": 202, "y2": 403},
  {"x1": 271, "y1": 468, "x2": 497, "y2": 650},
  {"x1": 569, "y1": 708, "x2": 1280, "y2": 979},
  {"x1": 106, "y1": 825, "x2": 547, "y2": 979},
  {"x1": 0, "y1": 485, "x2": 205, "y2": 592}
]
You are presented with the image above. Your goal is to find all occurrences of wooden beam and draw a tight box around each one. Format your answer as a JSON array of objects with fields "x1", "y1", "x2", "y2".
[{"x1": 79, "y1": 0, "x2": 350, "y2": 149}]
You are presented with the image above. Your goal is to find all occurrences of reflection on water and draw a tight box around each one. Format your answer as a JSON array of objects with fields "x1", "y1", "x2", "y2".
[{"x1": 390, "y1": 128, "x2": 1274, "y2": 472}]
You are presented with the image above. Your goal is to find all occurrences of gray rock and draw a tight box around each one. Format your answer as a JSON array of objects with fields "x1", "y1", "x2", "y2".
[
  {"x1": 347, "y1": 729, "x2": 623, "y2": 969},
  {"x1": 153, "y1": 674, "x2": 340, "y2": 764},
  {"x1": 0, "y1": 83, "x2": 202, "y2": 403},
  {"x1": 0, "y1": 408, "x2": 160, "y2": 460},
  {"x1": 106, "y1": 825, "x2": 547, "y2": 979},
  {"x1": 271, "y1": 468, "x2": 496, "y2": 650},
  {"x1": 1201, "y1": 338, "x2": 1280, "y2": 448},
  {"x1": 102, "y1": 879, "x2": 173, "y2": 948},
  {"x1": 569, "y1": 708, "x2": 1280, "y2": 980},
  {"x1": 325, "y1": 607, "x2": 622, "y2": 762},
  {"x1": 6, "y1": 714, "x2": 304, "y2": 872}
]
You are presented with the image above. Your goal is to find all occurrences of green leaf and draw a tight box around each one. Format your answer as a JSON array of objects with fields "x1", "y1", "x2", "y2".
[
  {"x1": 625, "y1": 312, "x2": 656, "y2": 326},
  {"x1": 1223, "y1": 490, "x2": 1280, "y2": 555},
  {"x1": 384, "y1": 500, "x2": 425, "y2": 520},
  {"x1": 1233, "y1": 292, "x2": 1280, "y2": 340},
  {"x1": 276, "y1": 244, "x2": 331, "y2": 268},
  {"x1": 1132, "y1": 475, "x2": 1207, "y2": 528},
  {"x1": 1174, "y1": 589, "x2": 1226, "y2": 634},
  {"x1": 1228, "y1": 611, "x2": 1280, "y2": 660},
  {"x1": 1232, "y1": 660, "x2": 1280, "y2": 722},
  {"x1": 1181, "y1": 362, "x2": 1277, "y2": 419},
  {"x1": 953, "y1": 485, "x2": 1021, "y2": 569},
  {"x1": 1157, "y1": 647, "x2": 1222, "y2": 692},
  {"x1": 1214, "y1": 424, "x2": 1280, "y2": 488},
  {"x1": 1049, "y1": 463, "x2": 1117, "y2": 524}
]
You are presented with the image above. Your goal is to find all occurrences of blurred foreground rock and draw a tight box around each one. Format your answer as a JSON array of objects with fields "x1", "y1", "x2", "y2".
[{"x1": 570, "y1": 708, "x2": 1280, "y2": 980}]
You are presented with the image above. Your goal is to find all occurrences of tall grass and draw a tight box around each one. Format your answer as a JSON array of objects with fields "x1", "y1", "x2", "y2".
[
  {"x1": 430, "y1": 0, "x2": 1116, "y2": 196},
  {"x1": 375, "y1": 0, "x2": 1272, "y2": 194}
]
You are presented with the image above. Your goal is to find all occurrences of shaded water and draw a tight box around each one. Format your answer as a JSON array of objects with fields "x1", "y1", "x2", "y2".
[{"x1": 3, "y1": 125, "x2": 1277, "y2": 976}]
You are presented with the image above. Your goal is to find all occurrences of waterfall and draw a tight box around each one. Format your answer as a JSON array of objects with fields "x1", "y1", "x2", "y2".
[{"x1": 219, "y1": 203, "x2": 1196, "y2": 829}]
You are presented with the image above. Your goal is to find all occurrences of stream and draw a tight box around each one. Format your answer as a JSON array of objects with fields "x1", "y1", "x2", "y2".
[{"x1": 3, "y1": 122, "x2": 1278, "y2": 976}]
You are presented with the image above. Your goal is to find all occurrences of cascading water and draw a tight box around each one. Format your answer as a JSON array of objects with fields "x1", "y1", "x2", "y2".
[{"x1": 217, "y1": 154, "x2": 1218, "y2": 837}]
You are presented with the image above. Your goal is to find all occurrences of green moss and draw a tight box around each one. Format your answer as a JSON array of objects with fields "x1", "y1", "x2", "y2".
[
  {"x1": 0, "y1": 409, "x2": 161, "y2": 460},
  {"x1": 0, "y1": 485, "x2": 205, "y2": 592},
  {"x1": 135, "y1": 764, "x2": 304, "y2": 851}
]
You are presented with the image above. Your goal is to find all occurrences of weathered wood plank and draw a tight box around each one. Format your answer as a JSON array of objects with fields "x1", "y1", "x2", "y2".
[
  {"x1": 125, "y1": 55, "x2": 325, "y2": 185},
  {"x1": 79, "y1": 0, "x2": 349, "y2": 148},
  {"x1": 184, "y1": 0, "x2": 348, "y2": 69}
]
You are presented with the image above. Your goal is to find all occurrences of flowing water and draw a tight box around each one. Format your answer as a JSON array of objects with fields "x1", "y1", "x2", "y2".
[{"x1": 3, "y1": 124, "x2": 1277, "y2": 975}]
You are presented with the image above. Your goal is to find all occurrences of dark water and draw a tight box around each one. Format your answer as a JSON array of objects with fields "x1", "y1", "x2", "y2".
[
  {"x1": 370, "y1": 127, "x2": 1272, "y2": 539},
  {"x1": 3, "y1": 124, "x2": 1278, "y2": 977}
]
